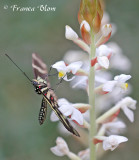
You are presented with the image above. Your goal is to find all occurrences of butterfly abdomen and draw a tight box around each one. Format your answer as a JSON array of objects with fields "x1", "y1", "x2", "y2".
[{"x1": 38, "y1": 98, "x2": 47, "y2": 125}]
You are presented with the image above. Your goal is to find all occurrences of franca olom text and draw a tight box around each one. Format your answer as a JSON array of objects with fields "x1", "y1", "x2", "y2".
[{"x1": 11, "y1": 5, "x2": 56, "y2": 12}]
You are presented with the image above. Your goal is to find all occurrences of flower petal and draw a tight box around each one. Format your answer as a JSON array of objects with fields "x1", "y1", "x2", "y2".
[
  {"x1": 73, "y1": 103, "x2": 91, "y2": 113},
  {"x1": 52, "y1": 61, "x2": 66, "y2": 72},
  {"x1": 114, "y1": 74, "x2": 131, "y2": 83},
  {"x1": 67, "y1": 61, "x2": 83, "y2": 74},
  {"x1": 71, "y1": 76, "x2": 88, "y2": 89},
  {"x1": 105, "y1": 120, "x2": 126, "y2": 135},
  {"x1": 78, "y1": 148, "x2": 90, "y2": 160},
  {"x1": 58, "y1": 98, "x2": 70, "y2": 106},
  {"x1": 115, "y1": 135, "x2": 128, "y2": 144},
  {"x1": 59, "y1": 105, "x2": 73, "y2": 117},
  {"x1": 51, "y1": 137, "x2": 69, "y2": 156},
  {"x1": 97, "y1": 56, "x2": 109, "y2": 69},
  {"x1": 96, "y1": 44, "x2": 113, "y2": 57},
  {"x1": 95, "y1": 24, "x2": 112, "y2": 47},
  {"x1": 50, "y1": 146, "x2": 65, "y2": 156},
  {"x1": 50, "y1": 111, "x2": 59, "y2": 122},
  {"x1": 71, "y1": 109, "x2": 84, "y2": 125},
  {"x1": 122, "y1": 106, "x2": 134, "y2": 122},
  {"x1": 80, "y1": 20, "x2": 91, "y2": 44},
  {"x1": 65, "y1": 25, "x2": 78, "y2": 40},
  {"x1": 103, "y1": 135, "x2": 128, "y2": 151},
  {"x1": 102, "y1": 24, "x2": 112, "y2": 37},
  {"x1": 103, "y1": 81, "x2": 117, "y2": 92}
]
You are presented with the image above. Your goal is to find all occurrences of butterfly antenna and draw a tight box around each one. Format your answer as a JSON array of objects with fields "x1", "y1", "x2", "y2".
[{"x1": 5, "y1": 54, "x2": 32, "y2": 83}]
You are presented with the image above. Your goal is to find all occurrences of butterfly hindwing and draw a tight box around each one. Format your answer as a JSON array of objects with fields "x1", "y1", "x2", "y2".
[{"x1": 38, "y1": 97, "x2": 47, "y2": 125}]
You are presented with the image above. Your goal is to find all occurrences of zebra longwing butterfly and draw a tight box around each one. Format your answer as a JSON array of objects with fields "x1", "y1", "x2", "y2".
[{"x1": 5, "y1": 53, "x2": 80, "y2": 137}]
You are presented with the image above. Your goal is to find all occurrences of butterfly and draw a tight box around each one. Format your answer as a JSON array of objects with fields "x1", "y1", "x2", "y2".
[{"x1": 5, "y1": 53, "x2": 80, "y2": 137}]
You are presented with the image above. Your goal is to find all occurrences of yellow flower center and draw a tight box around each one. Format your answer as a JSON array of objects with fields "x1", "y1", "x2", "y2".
[
  {"x1": 121, "y1": 83, "x2": 128, "y2": 90},
  {"x1": 58, "y1": 71, "x2": 65, "y2": 78}
]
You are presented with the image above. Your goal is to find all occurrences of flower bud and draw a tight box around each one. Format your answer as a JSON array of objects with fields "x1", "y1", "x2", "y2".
[
  {"x1": 95, "y1": 24, "x2": 112, "y2": 47},
  {"x1": 92, "y1": 12, "x2": 101, "y2": 33},
  {"x1": 65, "y1": 25, "x2": 78, "y2": 40},
  {"x1": 80, "y1": 20, "x2": 91, "y2": 44},
  {"x1": 78, "y1": 0, "x2": 103, "y2": 33}
]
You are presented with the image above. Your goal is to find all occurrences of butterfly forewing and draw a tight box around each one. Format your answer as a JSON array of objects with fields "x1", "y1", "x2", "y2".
[
  {"x1": 48, "y1": 99, "x2": 80, "y2": 137},
  {"x1": 32, "y1": 53, "x2": 57, "y2": 101},
  {"x1": 32, "y1": 53, "x2": 48, "y2": 80}
]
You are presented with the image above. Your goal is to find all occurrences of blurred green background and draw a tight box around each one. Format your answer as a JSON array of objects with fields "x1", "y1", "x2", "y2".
[{"x1": 0, "y1": 0, "x2": 139, "y2": 160}]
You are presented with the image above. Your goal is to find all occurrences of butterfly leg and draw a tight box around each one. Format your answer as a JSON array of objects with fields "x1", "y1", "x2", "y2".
[{"x1": 47, "y1": 66, "x2": 58, "y2": 77}]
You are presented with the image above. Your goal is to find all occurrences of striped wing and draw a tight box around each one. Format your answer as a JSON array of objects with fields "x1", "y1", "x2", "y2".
[
  {"x1": 32, "y1": 53, "x2": 48, "y2": 80},
  {"x1": 32, "y1": 53, "x2": 57, "y2": 101},
  {"x1": 38, "y1": 97, "x2": 47, "y2": 125},
  {"x1": 42, "y1": 93, "x2": 80, "y2": 137},
  {"x1": 50, "y1": 103, "x2": 80, "y2": 137}
]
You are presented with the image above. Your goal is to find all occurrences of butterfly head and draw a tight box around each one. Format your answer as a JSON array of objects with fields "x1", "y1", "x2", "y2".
[{"x1": 32, "y1": 79, "x2": 42, "y2": 94}]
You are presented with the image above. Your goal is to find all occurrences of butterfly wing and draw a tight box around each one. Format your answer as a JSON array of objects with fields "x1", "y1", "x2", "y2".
[
  {"x1": 38, "y1": 97, "x2": 48, "y2": 125},
  {"x1": 32, "y1": 53, "x2": 48, "y2": 80},
  {"x1": 32, "y1": 53, "x2": 58, "y2": 101},
  {"x1": 42, "y1": 93, "x2": 80, "y2": 137},
  {"x1": 32, "y1": 53, "x2": 80, "y2": 136},
  {"x1": 50, "y1": 103, "x2": 80, "y2": 137}
]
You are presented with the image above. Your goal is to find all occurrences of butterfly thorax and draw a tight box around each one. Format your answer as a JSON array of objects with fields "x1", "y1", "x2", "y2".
[{"x1": 32, "y1": 77, "x2": 48, "y2": 95}]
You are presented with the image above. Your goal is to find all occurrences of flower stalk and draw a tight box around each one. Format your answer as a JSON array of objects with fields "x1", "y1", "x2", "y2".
[
  {"x1": 50, "y1": 0, "x2": 137, "y2": 159},
  {"x1": 89, "y1": 30, "x2": 96, "y2": 160}
]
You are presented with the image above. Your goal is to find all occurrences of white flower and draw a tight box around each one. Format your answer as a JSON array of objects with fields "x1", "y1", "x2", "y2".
[
  {"x1": 65, "y1": 25, "x2": 78, "y2": 40},
  {"x1": 95, "y1": 45, "x2": 113, "y2": 69},
  {"x1": 119, "y1": 97, "x2": 137, "y2": 122},
  {"x1": 78, "y1": 148, "x2": 90, "y2": 160},
  {"x1": 103, "y1": 74, "x2": 131, "y2": 93},
  {"x1": 101, "y1": 12, "x2": 117, "y2": 36},
  {"x1": 101, "y1": 24, "x2": 112, "y2": 37},
  {"x1": 104, "y1": 120, "x2": 126, "y2": 135},
  {"x1": 96, "y1": 96, "x2": 136, "y2": 124},
  {"x1": 51, "y1": 137, "x2": 81, "y2": 160},
  {"x1": 63, "y1": 50, "x2": 88, "y2": 64},
  {"x1": 107, "y1": 42, "x2": 131, "y2": 71},
  {"x1": 96, "y1": 45, "x2": 113, "y2": 57},
  {"x1": 65, "y1": 25, "x2": 90, "y2": 53},
  {"x1": 96, "y1": 84, "x2": 132, "y2": 112},
  {"x1": 50, "y1": 137, "x2": 69, "y2": 156},
  {"x1": 95, "y1": 71, "x2": 112, "y2": 86},
  {"x1": 95, "y1": 24, "x2": 112, "y2": 47},
  {"x1": 71, "y1": 76, "x2": 88, "y2": 90},
  {"x1": 52, "y1": 61, "x2": 82, "y2": 81},
  {"x1": 103, "y1": 135, "x2": 128, "y2": 151},
  {"x1": 97, "y1": 56, "x2": 109, "y2": 69},
  {"x1": 71, "y1": 71, "x2": 112, "y2": 90},
  {"x1": 50, "y1": 98, "x2": 84, "y2": 125}
]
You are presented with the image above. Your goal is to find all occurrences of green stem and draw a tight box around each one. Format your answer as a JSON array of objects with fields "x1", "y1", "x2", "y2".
[{"x1": 89, "y1": 30, "x2": 96, "y2": 160}]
